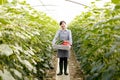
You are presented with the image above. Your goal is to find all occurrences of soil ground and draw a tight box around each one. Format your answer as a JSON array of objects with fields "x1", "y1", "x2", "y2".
[{"x1": 46, "y1": 49, "x2": 84, "y2": 80}]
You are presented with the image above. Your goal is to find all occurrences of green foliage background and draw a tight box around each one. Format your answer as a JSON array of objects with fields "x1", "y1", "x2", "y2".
[
  {"x1": 69, "y1": 1, "x2": 120, "y2": 80},
  {"x1": 0, "y1": 1, "x2": 58, "y2": 80},
  {"x1": 1, "y1": 0, "x2": 120, "y2": 80}
]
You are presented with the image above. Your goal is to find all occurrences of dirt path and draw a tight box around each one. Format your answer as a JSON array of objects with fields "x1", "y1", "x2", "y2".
[
  {"x1": 46, "y1": 49, "x2": 84, "y2": 80},
  {"x1": 56, "y1": 58, "x2": 70, "y2": 80},
  {"x1": 69, "y1": 49, "x2": 84, "y2": 80}
]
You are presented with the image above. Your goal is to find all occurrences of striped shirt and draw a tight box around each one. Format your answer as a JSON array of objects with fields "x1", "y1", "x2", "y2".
[{"x1": 52, "y1": 29, "x2": 72, "y2": 45}]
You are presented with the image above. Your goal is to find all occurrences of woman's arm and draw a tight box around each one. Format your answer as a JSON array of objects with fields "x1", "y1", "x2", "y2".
[
  {"x1": 52, "y1": 30, "x2": 60, "y2": 45},
  {"x1": 69, "y1": 30, "x2": 72, "y2": 45}
]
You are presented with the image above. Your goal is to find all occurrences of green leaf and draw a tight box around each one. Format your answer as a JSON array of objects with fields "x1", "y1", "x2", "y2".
[
  {"x1": 102, "y1": 67, "x2": 114, "y2": 80},
  {"x1": 43, "y1": 63, "x2": 49, "y2": 68},
  {"x1": 0, "y1": 18, "x2": 10, "y2": 24},
  {"x1": 0, "y1": 0, "x2": 8, "y2": 5},
  {"x1": 0, "y1": 69, "x2": 15, "y2": 80},
  {"x1": 115, "y1": 4, "x2": 120, "y2": 9},
  {"x1": 0, "y1": 44, "x2": 13, "y2": 56},
  {"x1": 111, "y1": 0, "x2": 120, "y2": 4},
  {"x1": 105, "y1": 45, "x2": 116, "y2": 58},
  {"x1": 10, "y1": 69, "x2": 22, "y2": 79}
]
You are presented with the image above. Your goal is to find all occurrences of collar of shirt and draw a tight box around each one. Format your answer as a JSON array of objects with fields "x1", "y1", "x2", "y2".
[{"x1": 60, "y1": 29, "x2": 68, "y2": 31}]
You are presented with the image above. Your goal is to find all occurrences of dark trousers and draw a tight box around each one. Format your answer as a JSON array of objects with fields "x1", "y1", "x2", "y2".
[{"x1": 59, "y1": 57, "x2": 68, "y2": 73}]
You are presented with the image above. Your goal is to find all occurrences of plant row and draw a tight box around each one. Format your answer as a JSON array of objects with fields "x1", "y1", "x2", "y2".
[
  {"x1": 69, "y1": 1, "x2": 120, "y2": 80},
  {"x1": 0, "y1": 1, "x2": 58, "y2": 80}
]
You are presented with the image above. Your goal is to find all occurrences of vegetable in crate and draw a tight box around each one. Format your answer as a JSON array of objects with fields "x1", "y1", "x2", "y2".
[
  {"x1": 62, "y1": 41, "x2": 70, "y2": 46},
  {"x1": 56, "y1": 40, "x2": 63, "y2": 45}
]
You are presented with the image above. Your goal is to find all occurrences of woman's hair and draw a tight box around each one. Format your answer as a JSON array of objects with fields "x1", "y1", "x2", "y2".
[{"x1": 59, "y1": 21, "x2": 66, "y2": 25}]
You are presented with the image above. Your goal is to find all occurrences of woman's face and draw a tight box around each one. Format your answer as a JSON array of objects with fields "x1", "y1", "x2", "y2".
[{"x1": 60, "y1": 22, "x2": 66, "y2": 30}]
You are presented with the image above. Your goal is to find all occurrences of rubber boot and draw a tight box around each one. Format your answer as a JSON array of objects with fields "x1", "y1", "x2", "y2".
[
  {"x1": 64, "y1": 62, "x2": 68, "y2": 75},
  {"x1": 57, "y1": 62, "x2": 63, "y2": 75}
]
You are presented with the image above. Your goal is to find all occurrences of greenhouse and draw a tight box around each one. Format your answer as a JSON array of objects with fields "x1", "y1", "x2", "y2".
[{"x1": 0, "y1": 0, "x2": 120, "y2": 80}]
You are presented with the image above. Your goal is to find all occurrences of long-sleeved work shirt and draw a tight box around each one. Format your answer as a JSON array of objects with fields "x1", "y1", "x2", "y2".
[{"x1": 52, "y1": 29, "x2": 72, "y2": 45}]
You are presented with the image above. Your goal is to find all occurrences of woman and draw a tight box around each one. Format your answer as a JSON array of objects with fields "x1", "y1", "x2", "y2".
[{"x1": 52, "y1": 21, "x2": 72, "y2": 75}]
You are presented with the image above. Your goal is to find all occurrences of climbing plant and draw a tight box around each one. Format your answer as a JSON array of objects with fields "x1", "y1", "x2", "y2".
[
  {"x1": 69, "y1": 1, "x2": 120, "y2": 80},
  {"x1": 0, "y1": 0, "x2": 8, "y2": 5},
  {"x1": 0, "y1": 1, "x2": 58, "y2": 80}
]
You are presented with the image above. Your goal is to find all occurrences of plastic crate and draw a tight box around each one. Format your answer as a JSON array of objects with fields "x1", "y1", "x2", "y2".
[{"x1": 53, "y1": 44, "x2": 71, "y2": 50}]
